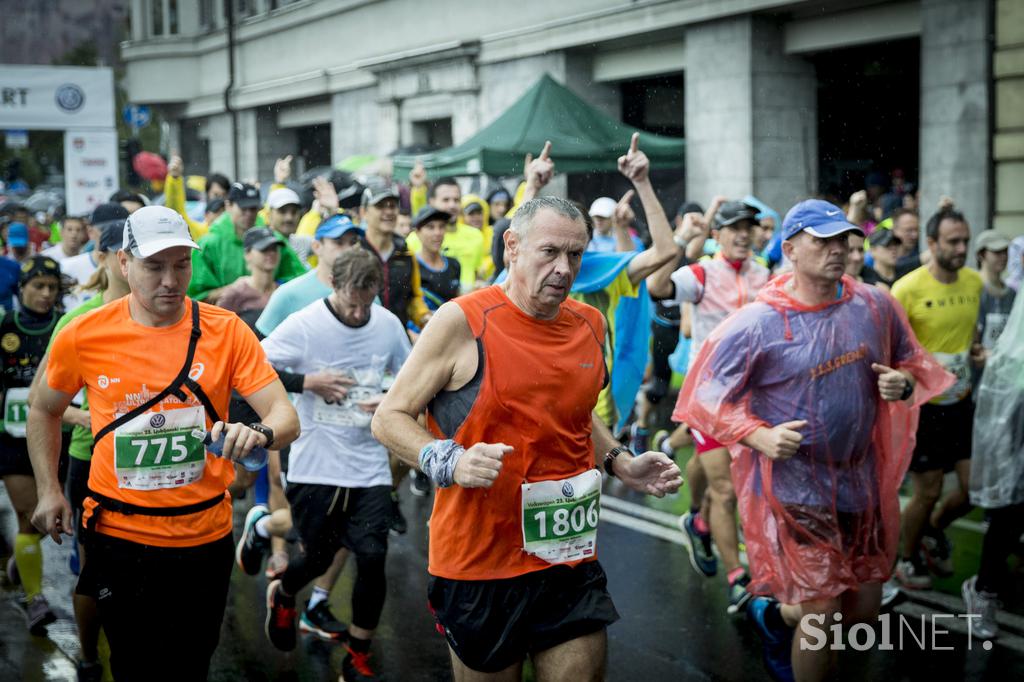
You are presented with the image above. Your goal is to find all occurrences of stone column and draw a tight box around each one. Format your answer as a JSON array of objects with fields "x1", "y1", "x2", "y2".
[
  {"x1": 919, "y1": 0, "x2": 992, "y2": 235},
  {"x1": 685, "y1": 15, "x2": 817, "y2": 215}
]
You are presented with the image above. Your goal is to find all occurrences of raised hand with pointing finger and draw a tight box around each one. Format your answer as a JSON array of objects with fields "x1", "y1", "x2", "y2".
[
  {"x1": 617, "y1": 132, "x2": 649, "y2": 184},
  {"x1": 522, "y1": 140, "x2": 555, "y2": 203}
]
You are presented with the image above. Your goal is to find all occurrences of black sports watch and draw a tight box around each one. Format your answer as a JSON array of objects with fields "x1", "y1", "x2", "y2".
[
  {"x1": 899, "y1": 377, "x2": 914, "y2": 401},
  {"x1": 603, "y1": 446, "x2": 634, "y2": 478},
  {"x1": 248, "y1": 422, "x2": 275, "y2": 449}
]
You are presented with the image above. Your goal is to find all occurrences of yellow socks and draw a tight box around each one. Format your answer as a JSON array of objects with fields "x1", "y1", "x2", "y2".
[{"x1": 14, "y1": 533, "x2": 43, "y2": 600}]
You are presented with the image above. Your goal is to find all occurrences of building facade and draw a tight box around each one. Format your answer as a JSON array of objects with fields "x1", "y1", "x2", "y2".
[{"x1": 120, "y1": 0, "x2": 1021, "y2": 236}]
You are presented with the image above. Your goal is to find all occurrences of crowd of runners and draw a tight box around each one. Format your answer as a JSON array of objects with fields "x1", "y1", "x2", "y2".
[{"x1": 0, "y1": 131, "x2": 1021, "y2": 682}]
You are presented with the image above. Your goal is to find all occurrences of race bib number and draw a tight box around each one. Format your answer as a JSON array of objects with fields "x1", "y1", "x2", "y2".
[
  {"x1": 521, "y1": 469, "x2": 601, "y2": 564},
  {"x1": 932, "y1": 350, "x2": 971, "y2": 405},
  {"x1": 4, "y1": 387, "x2": 30, "y2": 438},
  {"x1": 981, "y1": 313, "x2": 1009, "y2": 351},
  {"x1": 113, "y1": 406, "x2": 206, "y2": 491},
  {"x1": 311, "y1": 362, "x2": 386, "y2": 429}
]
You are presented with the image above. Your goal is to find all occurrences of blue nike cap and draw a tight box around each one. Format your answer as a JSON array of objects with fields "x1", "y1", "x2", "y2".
[{"x1": 781, "y1": 199, "x2": 865, "y2": 241}]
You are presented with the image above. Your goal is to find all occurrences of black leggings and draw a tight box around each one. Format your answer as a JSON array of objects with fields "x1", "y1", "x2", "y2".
[
  {"x1": 281, "y1": 483, "x2": 391, "y2": 630},
  {"x1": 645, "y1": 322, "x2": 679, "y2": 404},
  {"x1": 976, "y1": 503, "x2": 1024, "y2": 595}
]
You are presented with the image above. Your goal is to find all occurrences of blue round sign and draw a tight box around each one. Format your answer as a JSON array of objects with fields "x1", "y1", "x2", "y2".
[{"x1": 122, "y1": 103, "x2": 152, "y2": 129}]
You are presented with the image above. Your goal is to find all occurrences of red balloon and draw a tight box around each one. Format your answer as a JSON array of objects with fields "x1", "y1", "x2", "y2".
[{"x1": 132, "y1": 151, "x2": 168, "y2": 181}]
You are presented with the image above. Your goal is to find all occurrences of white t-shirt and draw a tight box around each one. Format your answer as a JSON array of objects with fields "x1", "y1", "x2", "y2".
[
  {"x1": 58, "y1": 251, "x2": 99, "y2": 311},
  {"x1": 261, "y1": 298, "x2": 410, "y2": 488},
  {"x1": 41, "y1": 243, "x2": 75, "y2": 262}
]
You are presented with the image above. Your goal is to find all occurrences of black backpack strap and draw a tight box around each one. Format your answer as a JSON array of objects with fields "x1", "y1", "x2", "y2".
[{"x1": 92, "y1": 301, "x2": 205, "y2": 445}]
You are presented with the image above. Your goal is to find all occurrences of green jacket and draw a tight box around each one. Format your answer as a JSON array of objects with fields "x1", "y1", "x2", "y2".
[{"x1": 188, "y1": 212, "x2": 307, "y2": 300}]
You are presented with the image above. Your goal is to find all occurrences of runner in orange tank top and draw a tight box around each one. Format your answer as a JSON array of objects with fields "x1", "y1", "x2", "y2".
[{"x1": 373, "y1": 138, "x2": 683, "y2": 681}]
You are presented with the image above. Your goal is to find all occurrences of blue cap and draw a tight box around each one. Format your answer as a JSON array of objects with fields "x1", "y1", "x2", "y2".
[
  {"x1": 781, "y1": 200, "x2": 864, "y2": 242},
  {"x1": 7, "y1": 222, "x2": 29, "y2": 248},
  {"x1": 315, "y1": 214, "x2": 364, "y2": 241}
]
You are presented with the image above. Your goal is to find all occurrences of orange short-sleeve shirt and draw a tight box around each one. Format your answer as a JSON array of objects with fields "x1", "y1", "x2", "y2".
[{"x1": 47, "y1": 297, "x2": 278, "y2": 547}]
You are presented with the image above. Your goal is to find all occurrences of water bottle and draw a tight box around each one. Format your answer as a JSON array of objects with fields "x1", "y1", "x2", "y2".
[{"x1": 201, "y1": 430, "x2": 268, "y2": 472}]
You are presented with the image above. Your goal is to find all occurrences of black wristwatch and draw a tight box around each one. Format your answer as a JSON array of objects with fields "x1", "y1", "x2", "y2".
[
  {"x1": 899, "y1": 378, "x2": 914, "y2": 401},
  {"x1": 248, "y1": 422, "x2": 275, "y2": 449},
  {"x1": 603, "y1": 446, "x2": 634, "y2": 478}
]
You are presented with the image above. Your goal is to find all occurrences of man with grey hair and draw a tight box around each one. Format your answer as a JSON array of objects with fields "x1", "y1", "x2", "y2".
[{"x1": 371, "y1": 158, "x2": 683, "y2": 680}]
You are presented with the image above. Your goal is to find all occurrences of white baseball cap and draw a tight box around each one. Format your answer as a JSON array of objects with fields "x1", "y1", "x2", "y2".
[
  {"x1": 589, "y1": 197, "x2": 616, "y2": 219},
  {"x1": 267, "y1": 187, "x2": 301, "y2": 210},
  {"x1": 122, "y1": 206, "x2": 199, "y2": 258}
]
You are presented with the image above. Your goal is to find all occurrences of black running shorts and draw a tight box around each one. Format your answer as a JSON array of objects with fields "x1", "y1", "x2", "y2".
[
  {"x1": 910, "y1": 398, "x2": 974, "y2": 473},
  {"x1": 428, "y1": 561, "x2": 619, "y2": 673}
]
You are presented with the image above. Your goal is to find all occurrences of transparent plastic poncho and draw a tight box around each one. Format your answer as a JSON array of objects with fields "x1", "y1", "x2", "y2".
[
  {"x1": 970, "y1": 291, "x2": 1024, "y2": 509},
  {"x1": 674, "y1": 274, "x2": 953, "y2": 604}
]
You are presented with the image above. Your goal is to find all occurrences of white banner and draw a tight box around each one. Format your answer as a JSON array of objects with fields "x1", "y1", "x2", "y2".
[
  {"x1": 64, "y1": 129, "x2": 119, "y2": 216},
  {"x1": 0, "y1": 65, "x2": 115, "y2": 131}
]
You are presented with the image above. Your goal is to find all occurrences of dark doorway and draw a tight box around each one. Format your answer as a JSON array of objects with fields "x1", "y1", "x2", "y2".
[
  {"x1": 621, "y1": 74, "x2": 685, "y2": 138},
  {"x1": 813, "y1": 38, "x2": 920, "y2": 206},
  {"x1": 295, "y1": 124, "x2": 331, "y2": 170}
]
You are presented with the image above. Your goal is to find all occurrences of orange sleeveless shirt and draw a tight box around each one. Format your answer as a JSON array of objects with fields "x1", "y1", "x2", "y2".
[{"x1": 427, "y1": 285, "x2": 606, "y2": 580}]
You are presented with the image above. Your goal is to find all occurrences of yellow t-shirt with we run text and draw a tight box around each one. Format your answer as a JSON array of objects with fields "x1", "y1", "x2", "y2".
[{"x1": 892, "y1": 265, "x2": 982, "y2": 405}]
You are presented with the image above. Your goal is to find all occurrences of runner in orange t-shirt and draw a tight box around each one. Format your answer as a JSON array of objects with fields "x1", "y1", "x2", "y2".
[
  {"x1": 27, "y1": 206, "x2": 299, "y2": 682},
  {"x1": 373, "y1": 143, "x2": 682, "y2": 681}
]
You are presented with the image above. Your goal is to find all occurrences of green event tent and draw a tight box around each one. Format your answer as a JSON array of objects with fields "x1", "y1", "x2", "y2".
[{"x1": 391, "y1": 74, "x2": 685, "y2": 177}]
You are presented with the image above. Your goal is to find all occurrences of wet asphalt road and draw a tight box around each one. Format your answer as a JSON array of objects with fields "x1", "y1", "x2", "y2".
[{"x1": 3, "y1": 482, "x2": 1024, "y2": 681}]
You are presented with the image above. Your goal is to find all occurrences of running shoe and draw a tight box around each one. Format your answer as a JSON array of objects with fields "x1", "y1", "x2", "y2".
[
  {"x1": 265, "y1": 551, "x2": 289, "y2": 580},
  {"x1": 265, "y1": 579, "x2": 298, "y2": 651},
  {"x1": 76, "y1": 660, "x2": 103, "y2": 682},
  {"x1": 409, "y1": 470, "x2": 432, "y2": 497},
  {"x1": 300, "y1": 600, "x2": 349, "y2": 641},
  {"x1": 747, "y1": 597, "x2": 795, "y2": 682},
  {"x1": 922, "y1": 529, "x2": 954, "y2": 577},
  {"x1": 895, "y1": 557, "x2": 933, "y2": 590},
  {"x1": 679, "y1": 512, "x2": 718, "y2": 577},
  {"x1": 25, "y1": 594, "x2": 57, "y2": 635},
  {"x1": 962, "y1": 575, "x2": 999, "y2": 640},
  {"x1": 341, "y1": 645, "x2": 380, "y2": 682},
  {"x1": 236, "y1": 504, "x2": 271, "y2": 575},
  {"x1": 727, "y1": 570, "x2": 753, "y2": 615},
  {"x1": 6, "y1": 555, "x2": 20, "y2": 587},
  {"x1": 629, "y1": 423, "x2": 650, "y2": 454},
  {"x1": 390, "y1": 493, "x2": 408, "y2": 535},
  {"x1": 880, "y1": 579, "x2": 901, "y2": 610}
]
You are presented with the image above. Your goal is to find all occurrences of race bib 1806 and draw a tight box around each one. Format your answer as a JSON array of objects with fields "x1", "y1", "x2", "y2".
[
  {"x1": 521, "y1": 469, "x2": 601, "y2": 564},
  {"x1": 113, "y1": 406, "x2": 206, "y2": 491}
]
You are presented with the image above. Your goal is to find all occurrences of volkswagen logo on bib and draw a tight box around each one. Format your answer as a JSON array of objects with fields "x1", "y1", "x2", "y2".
[
  {"x1": 561, "y1": 481, "x2": 574, "y2": 498},
  {"x1": 150, "y1": 414, "x2": 166, "y2": 429}
]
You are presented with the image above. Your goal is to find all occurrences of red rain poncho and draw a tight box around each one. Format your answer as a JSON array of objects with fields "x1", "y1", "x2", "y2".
[{"x1": 674, "y1": 274, "x2": 953, "y2": 604}]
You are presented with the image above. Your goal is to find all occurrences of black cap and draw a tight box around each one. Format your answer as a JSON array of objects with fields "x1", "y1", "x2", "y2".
[
  {"x1": 715, "y1": 201, "x2": 759, "y2": 228},
  {"x1": 227, "y1": 182, "x2": 262, "y2": 209},
  {"x1": 870, "y1": 229, "x2": 901, "y2": 249},
  {"x1": 205, "y1": 197, "x2": 225, "y2": 214},
  {"x1": 413, "y1": 206, "x2": 451, "y2": 229},
  {"x1": 338, "y1": 180, "x2": 366, "y2": 210},
  {"x1": 99, "y1": 221, "x2": 126, "y2": 252},
  {"x1": 19, "y1": 255, "x2": 61, "y2": 287},
  {"x1": 678, "y1": 201, "x2": 704, "y2": 217},
  {"x1": 464, "y1": 201, "x2": 483, "y2": 214},
  {"x1": 243, "y1": 227, "x2": 282, "y2": 252},
  {"x1": 90, "y1": 202, "x2": 130, "y2": 229}
]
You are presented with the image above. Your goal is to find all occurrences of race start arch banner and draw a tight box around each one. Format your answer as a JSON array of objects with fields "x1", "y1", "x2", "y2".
[{"x1": 0, "y1": 65, "x2": 118, "y2": 215}]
